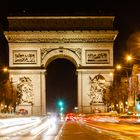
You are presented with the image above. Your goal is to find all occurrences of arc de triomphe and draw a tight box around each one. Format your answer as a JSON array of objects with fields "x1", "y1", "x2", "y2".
[{"x1": 5, "y1": 16, "x2": 118, "y2": 115}]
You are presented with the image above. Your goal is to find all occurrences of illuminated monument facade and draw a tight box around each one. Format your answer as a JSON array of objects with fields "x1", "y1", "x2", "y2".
[{"x1": 5, "y1": 16, "x2": 118, "y2": 115}]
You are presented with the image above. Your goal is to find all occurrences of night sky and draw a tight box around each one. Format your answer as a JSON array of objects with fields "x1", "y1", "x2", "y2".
[
  {"x1": 1, "y1": 1, "x2": 140, "y2": 113},
  {"x1": 5, "y1": 1, "x2": 140, "y2": 59}
]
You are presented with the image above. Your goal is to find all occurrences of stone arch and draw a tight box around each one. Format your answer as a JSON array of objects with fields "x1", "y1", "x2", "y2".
[
  {"x1": 41, "y1": 48, "x2": 81, "y2": 68},
  {"x1": 5, "y1": 16, "x2": 118, "y2": 115},
  {"x1": 44, "y1": 49, "x2": 79, "y2": 113},
  {"x1": 46, "y1": 58, "x2": 78, "y2": 113}
]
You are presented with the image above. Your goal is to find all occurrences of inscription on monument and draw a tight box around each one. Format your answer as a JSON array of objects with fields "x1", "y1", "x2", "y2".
[
  {"x1": 13, "y1": 50, "x2": 37, "y2": 64},
  {"x1": 85, "y1": 50, "x2": 110, "y2": 64}
]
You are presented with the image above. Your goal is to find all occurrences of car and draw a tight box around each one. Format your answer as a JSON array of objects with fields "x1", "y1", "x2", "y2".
[
  {"x1": 65, "y1": 113, "x2": 76, "y2": 121},
  {"x1": 119, "y1": 115, "x2": 140, "y2": 123},
  {"x1": 16, "y1": 109, "x2": 28, "y2": 115}
]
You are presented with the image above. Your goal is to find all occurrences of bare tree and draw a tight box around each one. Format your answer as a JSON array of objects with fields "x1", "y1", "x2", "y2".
[
  {"x1": 110, "y1": 77, "x2": 129, "y2": 113},
  {"x1": 0, "y1": 79, "x2": 18, "y2": 113}
]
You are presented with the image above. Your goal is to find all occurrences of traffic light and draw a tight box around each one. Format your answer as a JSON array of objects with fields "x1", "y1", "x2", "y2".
[
  {"x1": 58, "y1": 101, "x2": 63, "y2": 107},
  {"x1": 57, "y1": 100, "x2": 64, "y2": 112}
]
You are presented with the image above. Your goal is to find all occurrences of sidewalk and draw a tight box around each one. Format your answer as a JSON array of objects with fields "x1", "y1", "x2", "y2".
[{"x1": 0, "y1": 113, "x2": 29, "y2": 118}]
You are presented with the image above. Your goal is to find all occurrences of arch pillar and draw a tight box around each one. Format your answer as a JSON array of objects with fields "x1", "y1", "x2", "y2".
[
  {"x1": 77, "y1": 70, "x2": 82, "y2": 113},
  {"x1": 77, "y1": 68, "x2": 114, "y2": 113},
  {"x1": 9, "y1": 69, "x2": 47, "y2": 115},
  {"x1": 40, "y1": 69, "x2": 47, "y2": 115}
]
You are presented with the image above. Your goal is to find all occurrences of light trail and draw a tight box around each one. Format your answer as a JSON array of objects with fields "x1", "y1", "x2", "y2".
[
  {"x1": 30, "y1": 117, "x2": 57, "y2": 138},
  {"x1": 0, "y1": 118, "x2": 41, "y2": 135},
  {"x1": 0, "y1": 116, "x2": 41, "y2": 129}
]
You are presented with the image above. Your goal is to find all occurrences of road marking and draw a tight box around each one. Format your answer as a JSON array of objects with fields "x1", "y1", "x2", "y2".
[{"x1": 54, "y1": 122, "x2": 65, "y2": 140}]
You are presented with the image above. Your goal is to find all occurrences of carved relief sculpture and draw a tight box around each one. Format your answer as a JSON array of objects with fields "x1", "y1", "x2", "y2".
[
  {"x1": 17, "y1": 76, "x2": 34, "y2": 105},
  {"x1": 41, "y1": 47, "x2": 82, "y2": 62},
  {"x1": 88, "y1": 74, "x2": 106, "y2": 105}
]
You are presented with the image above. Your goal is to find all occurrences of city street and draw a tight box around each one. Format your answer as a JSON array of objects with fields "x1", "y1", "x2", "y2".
[
  {"x1": 0, "y1": 116, "x2": 62, "y2": 140},
  {"x1": 58, "y1": 120, "x2": 140, "y2": 140},
  {"x1": 0, "y1": 116, "x2": 140, "y2": 140}
]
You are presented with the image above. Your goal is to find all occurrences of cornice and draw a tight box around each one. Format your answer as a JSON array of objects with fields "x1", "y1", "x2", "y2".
[{"x1": 5, "y1": 30, "x2": 118, "y2": 43}]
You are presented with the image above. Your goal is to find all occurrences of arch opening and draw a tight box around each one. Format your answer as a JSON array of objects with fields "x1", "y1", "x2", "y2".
[{"x1": 46, "y1": 58, "x2": 77, "y2": 114}]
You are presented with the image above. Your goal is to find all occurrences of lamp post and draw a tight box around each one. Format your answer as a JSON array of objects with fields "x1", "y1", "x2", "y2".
[
  {"x1": 0, "y1": 67, "x2": 9, "y2": 113},
  {"x1": 115, "y1": 64, "x2": 132, "y2": 113},
  {"x1": 0, "y1": 67, "x2": 8, "y2": 83},
  {"x1": 10, "y1": 75, "x2": 18, "y2": 113},
  {"x1": 3, "y1": 67, "x2": 8, "y2": 73},
  {"x1": 126, "y1": 55, "x2": 132, "y2": 62},
  {"x1": 10, "y1": 75, "x2": 15, "y2": 113}
]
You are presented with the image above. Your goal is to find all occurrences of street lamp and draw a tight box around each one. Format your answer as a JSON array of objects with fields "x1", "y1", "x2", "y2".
[
  {"x1": 116, "y1": 64, "x2": 122, "y2": 70},
  {"x1": 126, "y1": 55, "x2": 132, "y2": 62},
  {"x1": 0, "y1": 67, "x2": 9, "y2": 113},
  {"x1": 0, "y1": 67, "x2": 9, "y2": 82},
  {"x1": 10, "y1": 75, "x2": 14, "y2": 112},
  {"x1": 9, "y1": 75, "x2": 19, "y2": 113},
  {"x1": 109, "y1": 72, "x2": 113, "y2": 76},
  {"x1": 0, "y1": 67, "x2": 8, "y2": 73},
  {"x1": 115, "y1": 64, "x2": 131, "y2": 113},
  {"x1": 116, "y1": 64, "x2": 131, "y2": 78},
  {"x1": 3, "y1": 67, "x2": 8, "y2": 72}
]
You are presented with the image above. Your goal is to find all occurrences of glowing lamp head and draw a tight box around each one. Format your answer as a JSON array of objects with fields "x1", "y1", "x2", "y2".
[
  {"x1": 126, "y1": 55, "x2": 132, "y2": 61},
  {"x1": 116, "y1": 65, "x2": 121, "y2": 70},
  {"x1": 3, "y1": 67, "x2": 8, "y2": 72}
]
